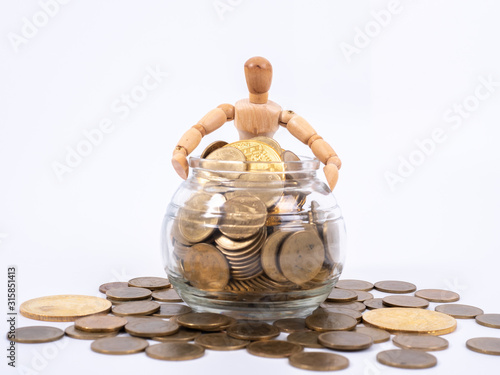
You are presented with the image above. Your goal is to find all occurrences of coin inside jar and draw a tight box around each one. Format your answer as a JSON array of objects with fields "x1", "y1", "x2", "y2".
[
  {"x1": 183, "y1": 243, "x2": 230, "y2": 291},
  {"x1": 260, "y1": 230, "x2": 292, "y2": 282},
  {"x1": 177, "y1": 192, "x2": 225, "y2": 243},
  {"x1": 318, "y1": 331, "x2": 373, "y2": 351},
  {"x1": 289, "y1": 351, "x2": 350, "y2": 371},
  {"x1": 279, "y1": 230, "x2": 324, "y2": 285},
  {"x1": 91, "y1": 336, "x2": 149, "y2": 355},
  {"x1": 146, "y1": 342, "x2": 205, "y2": 361},
  {"x1": 393, "y1": 334, "x2": 449, "y2": 351},
  {"x1": 10, "y1": 326, "x2": 64, "y2": 343},
  {"x1": 202, "y1": 146, "x2": 247, "y2": 178},
  {"x1": 200, "y1": 140, "x2": 228, "y2": 159},
  {"x1": 194, "y1": 332, "x2": 250, "y2": 350},
  {"x1": 233, "y1": 172, "x2": 284, "y2": 209},
  {"x1": 246, "y1": 340, "x2": 303, "y2": 358},
  {"x1": 74, "y1": 315, "x2": 127, "y2": 332},
  {"x1": 128, "y1": 277, "x2": 171, "y2": 290},
  {"x1": 219, "y1": 194, "x2": 267, "y2": 240}
]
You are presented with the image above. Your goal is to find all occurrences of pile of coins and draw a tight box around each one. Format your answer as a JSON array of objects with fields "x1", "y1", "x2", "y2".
[
  {"x1": 170, "y1": 137, "x2": 337, "y2": 295},
  {"x1": 11, "y1": 276, "x2": 500, "y2": 371}
]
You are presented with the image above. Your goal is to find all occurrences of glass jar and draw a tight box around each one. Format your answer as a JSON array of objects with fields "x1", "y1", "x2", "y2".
[{"x1": 161, "y1": 156, "x2": 346, "y2": 320}]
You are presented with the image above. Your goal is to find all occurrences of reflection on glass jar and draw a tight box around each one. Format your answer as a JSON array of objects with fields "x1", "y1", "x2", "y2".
[{"x1": 161, "y1": 156, "x2": 346, "y2": 320}]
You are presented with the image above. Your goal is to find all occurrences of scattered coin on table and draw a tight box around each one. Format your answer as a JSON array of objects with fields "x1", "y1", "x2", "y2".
[
  {"x1": 91, "y1": 336, "x2": 149, "y2": 355},
  {"x1": 128, "y1": 277, "x2": 171, "y2": 290},
  {"x1": 227, "y1": 322, "x2": 280, "y2": 341},
  {"x1": 289, "y1": 351, "x2": 350, "y2": 371},
  {"x1": 152, "y1": 288, "x2": 183, "y2": 302},
  {"x1": 64, "y1": 325, "x2": 119, "y2": 340},
  {"x1": 112, "y1": 301, "x2": 160, "y2": 316},
  {"x1": 75, "y1": 315, "x2": 127, "y2": 333},
  {"x1": 466, "y1": 337, "x2": 500, "y2": 355},
  {"x1": 195, "y1": 332, "x2": 250, "y2": 350},
  {"x1": 318, "y1": 331, "x2": 373, "y2": 351},
  {"x1": 377, "y1": 349, "x2": 437, "y2": 369},
  {"x1": 247, "y1": 340, "x2": 303, "y2": 358},
  {"x1": 374, "y1": 280, "x2": 417, "y2": 294},
  {"x1": 286, "y1": 331, "x2": 324, "y2": 348},
  {"x1": 415, "y1": 289, "x2": 460, "y2": 303},
  {"x1": 382, "y1": 295, "x2": 429, "y2": 309},
  {"x1": 475, "y1": 313, "x2": 500, "y2": 329},
  {"x1": 335, "y1": 279, "x2": 374, "y2": 291},
  {"x1": 435, "y1": 303, "x2": 484, "y2": 319},
  {"x1": 10, "y1": 326, "x2": 64, "y2": 343},
  {"x1": 146, "y1": 342, "x2": 205, "y2": 361}
]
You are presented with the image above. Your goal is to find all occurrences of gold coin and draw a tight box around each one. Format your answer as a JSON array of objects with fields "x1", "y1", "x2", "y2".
[
  {"x1": 111, "y1": 301, "x2": 161, "y2": 316},
  {"x1": 374, "y1": 280, "x2": 417, "y2": 294},
  {"x1": 178, "y1": 192, "x2": 225, "y2": 243},
  {"x1": 152, "y1": 303, "x2": 192, "y2": 318},
  {"x1": 354, "y1": 326, "x2": 391, "y2": 343},
  {"x1": 321, "y1": 301, "x2": 366, "y2": 312},
  {"x1": 20, "y1": 295, "x2": 112, "y2": 322},
  {"x1": 466, "y1": 337, "x2": 500, "y2": 355},
  {"x1": 99, "y1": 282, "x2": 129, "y2": 294},
  {"x1": 314, "y1": 306, "x2": 362, "y2": 322},
  {"x1": 273, "y1": 318, "x2": 309, "y2": 333},
  {"x1": 251, "y1": 136, "x2": 282, "y2": 155},
  {"x1": 202, "y1": 146, "x2": 247, "y2": 179},
  {"x1": 475, "y1": 314, "x2": 500, "y2": 329},
  {"x1": 247, "y1": 340, "x2": 302, "y2": 358},
  {"x1": 286, "y1": 331, "x2": 323, "y2": 348},
  {"x1": 200, "y1": 140, "x2": 228, "y2": 159},
  {"x1": 64, "y1": 325, "x2": 119, "y2": 340},
  {"x1": 74, "y1": 315, "x2": 127, "y2": 333},
  {"x1": 194, "y1": 332, "x2": 250, "y2": 350},
  {"x1": 414, "y1": 289, "x2": 460, "y2": 303},
  {"x1": 305, "y1": 312, "x2": 357, "y2": 332},
  {"x1": 377, "y1": 349, "x2": 437, "y2": 369},
  {"x1": 224, "y1": 140, "x2": 284, "y2": 173},
  {"x1": 335, "y1": 279, "x2": 373, "y2": 291},
  {"x1": 146, "y1": 342, "x2": 205, "y2": 361},
  {"x1": 289, "y1": 351, "x2": 349, "y2": 371},
  {"x1": 128, "y1": 277, "x2": 171, "y2": 290},
  {"x1": 151, "y1": 327, "x2": 201, "y2": 342},
  {"x1": 326, "y1": 288, "x2": 358, "y2": 302},
  {"x1": 91, "y1": 336, "x2": 149, "y2": 355},
  {"x1": 226, "y1": 322, "x2": 280, "y2": 341},
  {"x1": 220, "y1": 194, "x2": 267, "y2": 240},
  {"x1": 183, "y1": 243, "x2": 230, "y2": 291},
  {"x1": 393, "y1": 334, "x2": 449, "y2": 351},
  {"x1": 176, "y1": 312, "x2": 232, "y2": 331},
  {"x1": 10, "y1": 326, "x2": 64, "y2": 343},
  {"x1": 279, "y1": 230, "x2": 324, "y2": 285},
  {"x1": 125, "y1": 319, "x2": 179, "y2": 338},
  {"x1": 261, "y1": 230, "x2": 292, "y2": 283},
  {"x1": 435, "y1": 303, "x2": 484, "y2": 319},
  {"x1": 106, "y1": 287, "x2": 152, "y2": 301},
  {"x1": 382, "y1": 295, "x2": 429, "y2": 309},
  {"x1": 364, "y1": 298, "x2": 386, "y2": 310},
  {"x1": 152, "y1": 288, "x2": 183, "y2": 302},
  {"x1": 363, "y1": 308, "x2": 457, "y2": 335},
  {"x1": 318, "y1": 331, "x2": 373, "y2": 351},
  {"x1": 233, "y1": 172, "x2": 284, "y2": 209}
]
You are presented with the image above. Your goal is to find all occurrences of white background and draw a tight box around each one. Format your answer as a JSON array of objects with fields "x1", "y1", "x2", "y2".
[{"x1": 1, "y1": 0, "x2": 500, "y2": 374}]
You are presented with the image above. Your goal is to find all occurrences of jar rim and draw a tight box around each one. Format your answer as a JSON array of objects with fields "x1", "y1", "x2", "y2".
[{"x1": 189, "y1": 155, "x2": 321, "y2": 172}]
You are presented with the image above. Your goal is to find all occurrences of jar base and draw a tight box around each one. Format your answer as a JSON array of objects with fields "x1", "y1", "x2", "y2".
[{"x1": 170, "y1": 276, "x2": 338, "y2": 320}]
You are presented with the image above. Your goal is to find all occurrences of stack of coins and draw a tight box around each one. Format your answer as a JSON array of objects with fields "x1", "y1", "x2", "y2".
[{"x1": 170, "y1": 137, "x2": 337, "y2": 295}]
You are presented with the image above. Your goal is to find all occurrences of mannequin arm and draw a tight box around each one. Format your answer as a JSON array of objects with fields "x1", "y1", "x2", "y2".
[
  {"x1": 172, "y1": 104, "x2": 234, "y2": 179},
  {"x1": 279, "y1": 110, "x2": 341, "y2": 190}
]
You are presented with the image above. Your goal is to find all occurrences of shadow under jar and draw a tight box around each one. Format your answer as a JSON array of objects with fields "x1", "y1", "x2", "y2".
[{"x1": 161, "y1": 156, "x2": 346, "y2": 320}]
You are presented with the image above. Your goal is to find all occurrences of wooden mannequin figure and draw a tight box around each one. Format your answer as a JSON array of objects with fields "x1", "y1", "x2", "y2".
[{"x1": 171, "y1": 56, "x2": 342, "y2": 190}]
